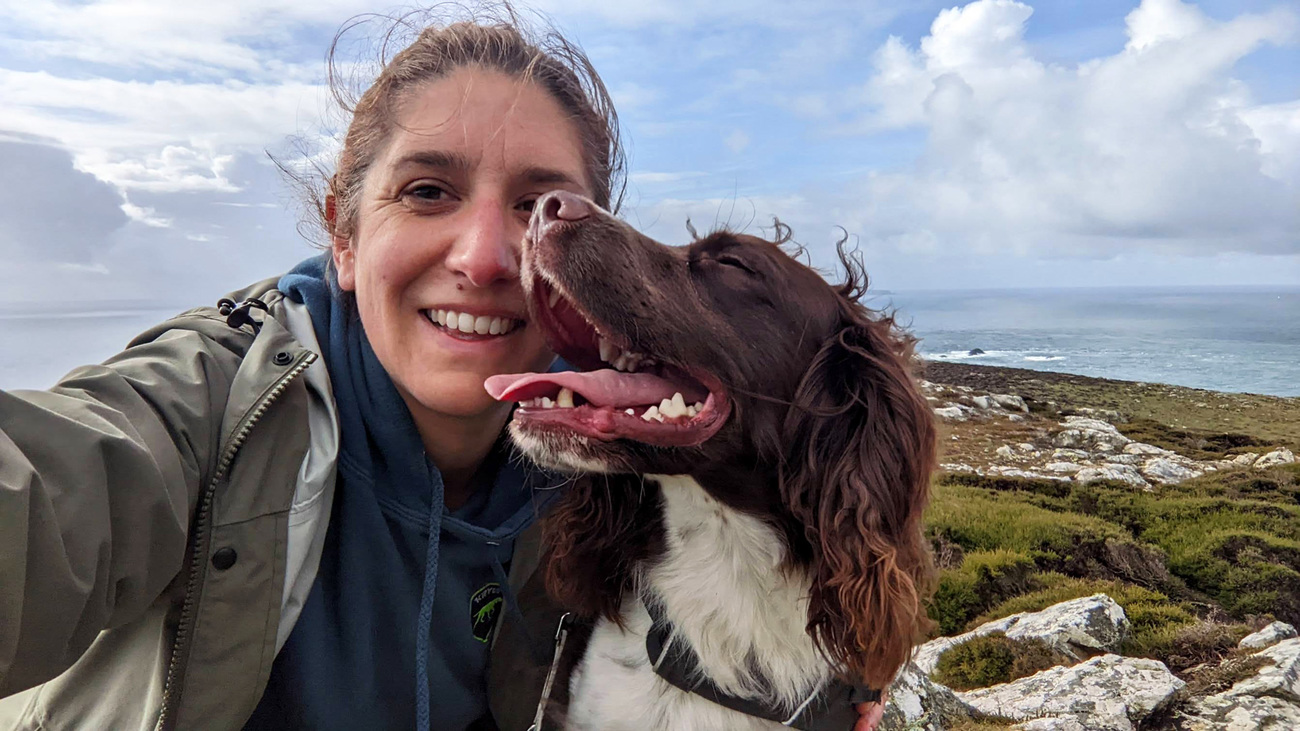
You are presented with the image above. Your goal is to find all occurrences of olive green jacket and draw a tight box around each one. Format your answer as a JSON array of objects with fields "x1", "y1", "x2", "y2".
[{"x1": 0, "y1": 278, "x2": 559, "y2": 730}]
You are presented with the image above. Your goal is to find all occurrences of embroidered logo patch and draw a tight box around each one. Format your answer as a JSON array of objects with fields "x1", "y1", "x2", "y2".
[{"x1": 470, "y1": 582, "x2": 503, "y2": 643}]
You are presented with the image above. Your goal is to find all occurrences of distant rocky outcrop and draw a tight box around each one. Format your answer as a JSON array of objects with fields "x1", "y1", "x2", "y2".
[{"x1": 921, "y1": 380, "x2": 1296, "y2": 490}]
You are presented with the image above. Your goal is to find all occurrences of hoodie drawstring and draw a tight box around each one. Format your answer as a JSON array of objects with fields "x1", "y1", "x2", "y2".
[{"x1": 414, "y1": 467, "x2": 445, "y2": 731}]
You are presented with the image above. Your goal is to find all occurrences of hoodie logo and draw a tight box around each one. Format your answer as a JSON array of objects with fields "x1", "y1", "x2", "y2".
[{"x1": 470, "y1": 583, "x2": 503, "y2": 643}]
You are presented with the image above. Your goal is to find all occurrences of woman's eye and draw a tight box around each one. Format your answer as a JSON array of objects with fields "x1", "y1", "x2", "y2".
[{"x1": 404, "y1": 183, "x2": 449, "y2": 201}]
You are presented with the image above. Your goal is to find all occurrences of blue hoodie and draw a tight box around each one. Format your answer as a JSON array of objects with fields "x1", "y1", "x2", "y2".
[{"x1": 244, "y1": 255, "x2": 556, "y2": 730}]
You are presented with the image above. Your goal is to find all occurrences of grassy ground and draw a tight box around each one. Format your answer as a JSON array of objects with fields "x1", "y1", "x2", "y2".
[{"x1": 920, "y1": 362, "x2": 1300, "y2": 694}]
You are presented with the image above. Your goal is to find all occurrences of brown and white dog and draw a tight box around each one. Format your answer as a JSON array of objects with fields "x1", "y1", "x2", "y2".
[{"x1": 486, "y1": 191, "x2": 936, "y2": 730}]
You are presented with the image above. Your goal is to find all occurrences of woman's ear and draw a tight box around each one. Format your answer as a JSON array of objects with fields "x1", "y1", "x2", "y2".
[
  {"x1": 327, "y1": 193, "x2": 357, "y2": 292},
  {"x1": 779, "y1": 313, "x2": 937, "y2": 689}
]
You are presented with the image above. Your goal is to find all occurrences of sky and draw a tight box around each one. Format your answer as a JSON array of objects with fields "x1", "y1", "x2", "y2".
[{"x1": 0, "y1": 0, "x2": 1297, "y2": 306}]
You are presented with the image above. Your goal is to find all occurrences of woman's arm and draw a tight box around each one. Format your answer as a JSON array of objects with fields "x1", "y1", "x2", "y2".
[{"x1": 0, "y1": 318, "x2": 250, "y2": 697}]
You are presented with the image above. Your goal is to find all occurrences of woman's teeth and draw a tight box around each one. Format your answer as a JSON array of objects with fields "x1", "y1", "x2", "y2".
[{"x1": 429, "y1": 309, "x2": 519, "y2": 336}]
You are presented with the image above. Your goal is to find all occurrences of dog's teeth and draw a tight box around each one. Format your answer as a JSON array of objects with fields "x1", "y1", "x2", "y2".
[
  {"x1": 542, "y1": 397, "x2": 554, "y2": 409},
  {"x1": 548, "y1": 289, "x2": 561, "y2": 307},
  {"x1": 557, "y1": 388, "x2": 575, "y2": 408},
  {"x1": 693, "y1": 401, "x2": 705, "y2": 411},
  {"x1": 625, "y1": 408, "x2": 635, "y2": 415},
  {"x1": 671, "y1": 392, "x2": 686, "y2": 413},
  {"x1": 642, "y1": 405, "x2": 660, "y2": 421}
]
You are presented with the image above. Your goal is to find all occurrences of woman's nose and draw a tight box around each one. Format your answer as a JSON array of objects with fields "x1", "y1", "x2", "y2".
[{"x1": 447, "y1": 200, "x2": 520, "y2": 287}]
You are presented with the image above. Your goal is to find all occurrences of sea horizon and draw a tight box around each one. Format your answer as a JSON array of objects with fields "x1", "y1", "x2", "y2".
[{"x1": 2, "y1": 284, "x2": 1298, "y2": 398}]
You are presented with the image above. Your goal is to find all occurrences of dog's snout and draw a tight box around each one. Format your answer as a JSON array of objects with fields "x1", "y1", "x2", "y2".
[{"x1": 538, "y1": 190, "x2": 591, "y2": 224}]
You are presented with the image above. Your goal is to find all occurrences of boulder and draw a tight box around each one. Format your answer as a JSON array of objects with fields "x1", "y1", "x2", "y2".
[
  {"x1": 995, "y1": 445, "x2": 1017, "y2": 460},
  {"x1": 1052, "y1": 448, "x2": 1091, "y2": 460},
  {"x1": 914, "y1": 594, "x2": 1128, "y2": 674},
  {"x1": 968, "y1": 348, "x2": 985, "y2": 356},
  {"x1": 1054, "y1": 417, "x2": 1132, "y2": 452},
  {"x1": 934, "y1": 406, "x2": 968, "y2": 421},
  {"x1": 1123, "y1": 442, "x2": 1174, "y2": 456},
  {"x1": 1076, "y1": 464, "x2": 1149, "y2": 488},
  {"x1": 1045, "y1": 462, "x2": 1083, "y2": 474},
  {"x1": 1232, "y1": 452, "x2": 1260, "y2": 466},
  {"x1": 958, "y1": 655, "x2": 1183, "y2": 730},
  {"x1": 1239, "y1": 621, "x2": 1298, "y2": 651},
  {"x1": 992, "y1": 394, "x2": 1029, "y2": 413},
  {"x1": 972, "y1": 395, "x2": 995, "y2": 410},
  {"x1": 1255, "y1": 449, "x2": 1296, "y2": 468},
  {"x1": 1184, "y1": 638, "x2": 1300, "y2": 729},
  {"x1": 1142, "y1": 457, "x2": 1203, "y2": 484},
  {"x1": 878, "y1": 663, "x2": 975, "y2": 731}
]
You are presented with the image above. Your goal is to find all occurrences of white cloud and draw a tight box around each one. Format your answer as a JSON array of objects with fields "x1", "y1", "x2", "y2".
[{"x1": 826, "y1": 0, "x2": 1300, "y2": 258}]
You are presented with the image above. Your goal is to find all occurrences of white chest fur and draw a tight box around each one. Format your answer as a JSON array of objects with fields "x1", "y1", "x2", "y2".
[{"x1": 565, "y1": 475, "x2": 830, "y2": 730}]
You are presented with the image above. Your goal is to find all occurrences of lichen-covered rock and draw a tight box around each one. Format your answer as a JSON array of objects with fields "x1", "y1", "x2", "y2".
[
  {"x1": 996, "y1": 444, "x2": 1017, "y2": 459},
  {"x1": 914, "y1": 594, "x2": 1129, "y2": 674},
  {"x1": 1255, "y1": 449, "x2": 1296, "y2": 468},
  {"x1": 1142, "y1": 457, "x2": 1204, "y2": 484},
  {"x1": 1054, "y1": 417, "x2": 1132, "y2": 452},
  {"x1": 1232, "y1": 452, "x2": 1260, "y2": 466},
  {"x1": 1239, "y1": 621, "x2": 1298, "y2": 651},
  {"x1": 878, "y1": 663, "x2": 975, "y2": 731},
  {"x1": 1045, "y1": 461, "x2": 1083, "y2": 474},
  {"x1": 1184, "y1": 638, "x2": 1300, "y2": 729},
  {"x1": 958, "y1": 655, "x2": 1183, "y2": 730},
  {"x1": 1123, "y1": 442, "x2": 1174, "y2": 456},
  {"x1": 987, "y1": 466, "x2": 1070, "y2": 481},
  {"x1": 1182, "y1": 695, "x2": 1300, "y2": 730},
  {"x1": 1076, "y1": 464, "x2": 1148, "y2": 488},
  {"x1": 972, "y1": 395, "x2": 995, "y2": 410},
  {"x1": 934, "y1": 405, "x2": 969, "y2": 421},
  {"x1": 992, "y1": 393, "x2": 1029, "y2": 412}
]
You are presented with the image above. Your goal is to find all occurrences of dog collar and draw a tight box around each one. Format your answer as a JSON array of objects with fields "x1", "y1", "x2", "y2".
[{"x1": 643, "y1": 598, "x2": 881, "y2": 730}]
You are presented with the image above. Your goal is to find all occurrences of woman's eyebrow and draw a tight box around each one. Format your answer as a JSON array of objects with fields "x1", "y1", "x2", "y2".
[
  {"x1": 518, "y1": 165, "x2": 581, "y2": 187},
  {"x1": 392, "y1": 150, "x2": 470, "y2": 174}
]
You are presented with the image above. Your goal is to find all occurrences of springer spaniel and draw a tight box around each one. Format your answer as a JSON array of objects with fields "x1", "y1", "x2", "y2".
[{"x1": 485, "y1": 191, "x2": 936, "y2": 730}]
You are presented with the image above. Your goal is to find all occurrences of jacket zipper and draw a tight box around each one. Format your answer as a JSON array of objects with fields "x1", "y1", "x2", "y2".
[{"x1": 154, "y1": 351, "x2": 317, "y2": 731}]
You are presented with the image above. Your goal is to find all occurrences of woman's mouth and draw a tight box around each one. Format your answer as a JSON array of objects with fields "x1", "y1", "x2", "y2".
[{"x1": 423, "y1": 309, "x2": 522, "y2": 339}]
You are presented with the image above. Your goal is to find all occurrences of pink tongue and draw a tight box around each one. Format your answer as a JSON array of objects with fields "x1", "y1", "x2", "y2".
[{"x1": 485, "y1": 370, "x2": 706, "y2": 408}]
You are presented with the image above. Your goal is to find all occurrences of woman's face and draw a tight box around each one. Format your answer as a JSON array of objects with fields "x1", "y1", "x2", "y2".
[{"x1": 334, "y1": 68, "x2": 591, "y2": 421}]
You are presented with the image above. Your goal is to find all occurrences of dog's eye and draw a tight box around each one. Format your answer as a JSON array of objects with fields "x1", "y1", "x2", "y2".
[{"x1": 715, "y1": 255, "x2": 757, "y2": 275}]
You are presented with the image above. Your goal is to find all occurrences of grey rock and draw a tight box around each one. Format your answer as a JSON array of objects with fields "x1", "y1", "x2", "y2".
[
  {"x1": 1076, "y1": 464, "x2": 1149, "y2": 488},
  {"x1": 1232, "y1": 452, "x2": 1260, "y2": 466},
  {"x1": 1255, "y1": 449, "x2": 1296, "y2": 468},
  {"x1": 878, "y1": 663, "x2": 975, "y2": 731},
  {"x1": 1184, "y1": 638, "x2": 1300, "y2": 729},
  {"x1": 1239, "y1": 621, "x2": 1298, "y2": 651},
  {"x1": 1123, "y1": 442, "x2": 1174, "y2": 456},
  {"x1": 992, "y1": 394, "x2": 1030, "y2": 413},
  {"x1": 933, "y1": 406, "x2": 968, "y2": 421},
  {"x1": 959, "y1": 654, "x2": 1183, "y2": 730},
  {"x1": 1142, "y1": 457, "x2": 1204, "y2": 484},
  {"x1": 914, "y1": 594, "x2": 1128, "y2": 674}
]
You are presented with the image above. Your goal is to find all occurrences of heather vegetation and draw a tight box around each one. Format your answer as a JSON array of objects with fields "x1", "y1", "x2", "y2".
[{"x1": 896, "y1": 363, "x2": 1300, "y2": 729}]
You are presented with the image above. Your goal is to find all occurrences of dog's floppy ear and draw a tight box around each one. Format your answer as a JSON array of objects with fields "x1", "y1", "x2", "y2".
[
  {"x1": 780, "y1": 301, "x2": 936, "y2": 689},
  {"x1": 544, "y1": 473, "x2": 662, "y2": 623}
]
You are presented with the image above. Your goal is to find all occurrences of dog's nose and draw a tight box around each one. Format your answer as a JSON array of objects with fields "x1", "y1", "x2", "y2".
[{"x1": 538, "y1": 190, "x2": 591, "y2": 224}]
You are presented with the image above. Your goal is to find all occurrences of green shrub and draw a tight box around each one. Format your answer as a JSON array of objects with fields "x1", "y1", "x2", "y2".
[
  {"x1": 931, "y1": 632, "x2": 1065, "y2": 691},
  {"x1": 929, "y1": 550, "x2": 1037, "y2": 635}
]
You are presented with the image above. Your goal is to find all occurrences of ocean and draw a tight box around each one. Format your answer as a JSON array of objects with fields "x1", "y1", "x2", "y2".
[
  {"x1": 879, "y1": 286, "x2": 1300, "y2": 398},
  {"x1": 1, "y1": 286, "x2": 1297, "y2": 397}
]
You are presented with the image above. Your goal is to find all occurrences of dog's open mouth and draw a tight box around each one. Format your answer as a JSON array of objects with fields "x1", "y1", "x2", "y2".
[{"x1": 484, "y1": 278, "x2": 732, "y2": 448}]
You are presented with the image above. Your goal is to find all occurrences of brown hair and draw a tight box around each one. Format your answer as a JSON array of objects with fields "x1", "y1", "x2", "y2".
[{"x1": 285, "y1": 4, "x2": 626, "y2": 243}]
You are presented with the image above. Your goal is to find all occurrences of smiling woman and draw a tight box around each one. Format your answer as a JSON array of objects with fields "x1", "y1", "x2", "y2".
[{"x1": 0, "y1": 6, "x2": 885, "y2": 731}]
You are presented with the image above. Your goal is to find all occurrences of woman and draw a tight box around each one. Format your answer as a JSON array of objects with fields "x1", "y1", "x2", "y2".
[{"x1": 0, "y1": 9, "x2": 885, "y2": 731}]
